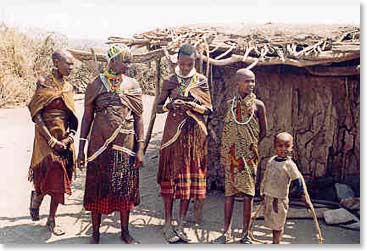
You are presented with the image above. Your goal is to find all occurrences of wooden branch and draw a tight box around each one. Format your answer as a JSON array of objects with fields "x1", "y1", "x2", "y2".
[
  {"x1": 295, "y1": 40, "x2": 324, "y2": 57},
  {"x1": 90, "y1": 48, "x2": 99, "y2": 75},
  {"x1": 332, "y1": 44, "x2": 360, "y2": 53},
  {"x1": 162, "y1": 47, "x2": 175, "y2": 71},
  {"x1": 200, "y1": 51, "x2": 359, "y2": 67},
  {"x1": 242, "y1": 46, "x2": 253, "y2": 63},
  {"x1": 106, "y1": 37, "x2": 152, "y2": 46},
  {"x1": 68, "y1": 47, "x2": 359, "y2": 68},
  {"x1": 215, "y1": 46, "x2": 235, "y2": 60},
  {"x1": 67, "y1": 48, "x2": 167, "y2": 63},
  {"x1": 144, "y1": 59, "x2": 161, "y2": 153},
  {"x1": 305, "y1": 65, "x2": 360, "y2": 76}
]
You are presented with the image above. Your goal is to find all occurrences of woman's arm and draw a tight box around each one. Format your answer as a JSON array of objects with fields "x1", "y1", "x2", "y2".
[
  {"x1": 156, "y1": 80, "x2": 172, "y2": 113},
  {"x1": 34, "y1": 113, "x2": 66, "y2": 152},
  {"x1": 133, "y1": 112, "x2": 144, "y2": 168},
  {"x1": 78, "y1": 104, "x2": 94, "y2": 157},
  {"x1": 256, "y1": 99, "x2": 268, "y2": 143}
]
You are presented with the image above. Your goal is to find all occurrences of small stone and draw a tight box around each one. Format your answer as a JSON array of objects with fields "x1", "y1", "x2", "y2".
[
  {"x1": 334, "y1": 183, "x2": 355, "y2": 201},
  {"x1": 340, "y1": 197, "x2": 360, "y2": 211},
  {"x1": 340, "y1": 221, "x2": 360, "y2": 231},
  {"x1": 323, "y1": 208, "x2": 357, "y2": 225}
]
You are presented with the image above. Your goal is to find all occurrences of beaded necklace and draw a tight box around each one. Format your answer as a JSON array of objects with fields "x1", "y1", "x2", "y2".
[
  {"x1": 177, "y1": 74, "x2": 197, "y2": 96},
  {"x1": 103, "y1": 71, "x2": 124, "y2": 93},
  {"x1": 231, "y1": 93, "x2": 256, "y2": 125}
]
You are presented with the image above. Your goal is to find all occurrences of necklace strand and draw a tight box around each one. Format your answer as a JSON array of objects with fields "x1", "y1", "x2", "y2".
[{"x1": 231, "y1": 96, "x2": 255, "y2": 125}]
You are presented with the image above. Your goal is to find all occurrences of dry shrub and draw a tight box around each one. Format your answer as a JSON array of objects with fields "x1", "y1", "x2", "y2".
[
  {"x1": 0, "y1": 24, "x2": 169, "y2": 107},
  {"x1": 0, "y1": 25, "x2": 94, "y2": 107}
]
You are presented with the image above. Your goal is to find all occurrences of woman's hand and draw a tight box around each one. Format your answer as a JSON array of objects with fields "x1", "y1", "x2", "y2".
[
  {"x1": 172, "y1": 100, "x2": 192, "y2": 112},
  {"x1": 60, "y1": 136, "x2": 73, "y2": 147},
  {"x1": 53, "y1": 140, "x2": 67, "y2": 153},
  {"x1": 133, "y1": 149, "x2": 144, "y2": 169},
  {"x1": 77, "y1": 151, "x2": 86, "y2": 171}
]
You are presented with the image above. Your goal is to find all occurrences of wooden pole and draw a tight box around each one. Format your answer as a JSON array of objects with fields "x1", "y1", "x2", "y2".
[{"x1": 144, "y1": 58, "x2": 161, "y2": 153}]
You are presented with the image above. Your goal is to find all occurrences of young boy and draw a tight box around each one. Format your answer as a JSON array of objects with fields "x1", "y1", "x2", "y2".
[{"x1": 260, "y1": 132, "x2": 311, "y2": 244}]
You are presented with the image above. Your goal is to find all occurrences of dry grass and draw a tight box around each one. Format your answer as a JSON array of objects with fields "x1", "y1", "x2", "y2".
[
  {"x1": 0, "y1": 25, "x2": 95, "y2": 107},
  {"x1": 0, "y1": 24, "x2": 167, "y2": 107}
]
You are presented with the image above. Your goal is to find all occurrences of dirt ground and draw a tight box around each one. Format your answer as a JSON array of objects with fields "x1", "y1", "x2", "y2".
[{"x1": 0, "y1": 95, "x2": 360, "y2": 244}]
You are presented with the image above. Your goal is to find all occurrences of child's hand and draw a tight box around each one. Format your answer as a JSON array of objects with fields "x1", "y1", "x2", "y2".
[
  {"x1": 272, "y1": 198, "x2": 279, "y2": 213},
  {"x1": 301, "y1": 195, "x2": 312, "y2": 209}
]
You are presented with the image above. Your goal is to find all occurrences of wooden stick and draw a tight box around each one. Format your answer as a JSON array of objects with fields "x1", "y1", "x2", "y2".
[
  {"x1": 203, "y1": 36, "x2": 210, "y2": 81},
  {"x1": 242, "y1": 46, "x2": 253, "y2": 63},
  {"x1": 209, "y1": 45, "x2": 220, "y2": 53},
  {"x1": 248, "y1": 202, "x2": 268, "y2": 244},
  {"x1": 299, "y1": 175, "x2": 324, "y2": 244},
  {"x1": 246, "y1": 58, "x2": 259, "y2": 70},
  {"x1": 215, "y1": 46, "x2": 235, "y2": 60},
  {"x1": 90, "y1": 48, "x2": 99, "y2": 75},
  {"x1": 144, "y1": 58, "x2": 161, "y2": 153},
  {"x1": 295, "y1": 40, "x2": 324, "y2": 57},
  {"x1": 162, "y1": 46, "x2": 175, "y2": 72}
]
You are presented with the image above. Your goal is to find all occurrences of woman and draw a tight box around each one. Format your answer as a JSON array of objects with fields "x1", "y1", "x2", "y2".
[
  {"x1": 77, "y1": 45, "x2": 144, "y2": 244},
  {"x1": 156, "y1": 44, "x2": 212, "y2": 243},
  {"x1": 215, "y1": 68, "x2": 267, "y2": 244},
  {"x1": 28, "y1": 50, "x2": 78, "y2": 236}
]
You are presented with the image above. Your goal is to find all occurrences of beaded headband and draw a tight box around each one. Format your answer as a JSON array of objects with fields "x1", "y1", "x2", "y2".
[{"x1": 106, "y1": 44, "x2": 132, "y2": 62}]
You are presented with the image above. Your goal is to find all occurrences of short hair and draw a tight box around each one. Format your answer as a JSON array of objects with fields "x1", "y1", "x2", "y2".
[
  {"x1": 178, "y1": 44, "x2": 196, "y2": 59},
  {"x1": 274, "y1": 132, "x2": 294, "y2": 145},
  {"x1": 52, "y1": 50, "x2": 63, "y2": 63},
  {"x1": 51, "y1": 49, "x2": 72, "y2": 64},
  {"x1": 235, "y1": 68, "x2": 255, "y2": 79}
]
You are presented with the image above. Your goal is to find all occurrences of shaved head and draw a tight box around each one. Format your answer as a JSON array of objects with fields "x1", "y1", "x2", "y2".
[
  {"x1": 51, "y1": 49, "x2": 74, "y2": 77},
  {"x1": 52, "y1": 49, "x2": 73, "y2": 64},
  {"x1": 275, "y1": 132, "x2": 294, "y2": 145},
  {"x1": 235, "y1": 68, "x2": 255, "y2": 80}
]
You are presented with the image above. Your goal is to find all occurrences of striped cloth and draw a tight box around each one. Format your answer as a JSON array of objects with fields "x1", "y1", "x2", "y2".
[
  {"x1": 84, "y1": 197, "x2": 134, "y2": 214},
  {"x1": 160, "y1": 166, "x2": 206, "y2": 200}
]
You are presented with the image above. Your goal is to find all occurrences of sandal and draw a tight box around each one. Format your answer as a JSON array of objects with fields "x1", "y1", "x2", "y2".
[
  {"x1": 174, "y1": 226, "x2": 190, "y2": 242},
  {"x1": 212, "y1": 234, "x2": 230, "y2": 244},
  {"x1": 29, "y1": 191, "x2": 40, "y2": 221},
  {"x1": 46, "y1": 218, "x2": 65, "y2": 236},
  {"x1": 163, "y1": 226, "x2": 180, "y2": 243},
  {"x1": 240, "y1": 233, "x2": 253, "y2": 244}
]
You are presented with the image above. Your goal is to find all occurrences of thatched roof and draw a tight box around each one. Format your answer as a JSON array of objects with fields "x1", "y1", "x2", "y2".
[{"x1": 68, "y1": 23, "x2": 360, "y2": 69}]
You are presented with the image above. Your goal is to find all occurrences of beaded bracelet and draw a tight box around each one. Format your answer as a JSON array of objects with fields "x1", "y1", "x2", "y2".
[
  {"x1": 162, "y1": 103, "x2": 169, "y2": 112},
  {"x1": 137, "y1": 139, "x2": 145, "y2": 143},
  {"x1": 68, "y1": 135, "x2": 74, "y2": 144},
  {"x1": 48, "y1": 137, "x2": 57, "y2": 148}
]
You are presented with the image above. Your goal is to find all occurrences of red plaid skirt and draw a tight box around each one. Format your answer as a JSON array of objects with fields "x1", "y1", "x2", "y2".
[{"x1": 84, "y1": 197, "x2": 134, "y2": 214}]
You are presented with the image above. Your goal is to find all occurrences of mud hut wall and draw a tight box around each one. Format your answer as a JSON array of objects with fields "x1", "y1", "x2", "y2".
[{"x1": 207, "y1": 65, "x2": 360, "y2": 192}]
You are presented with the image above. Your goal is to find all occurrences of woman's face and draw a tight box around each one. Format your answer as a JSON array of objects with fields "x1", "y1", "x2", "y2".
[
  {"x1": 237, "y1": 76, "x2": 256, "y2": 95},
  {"x1": 55, "y1": 55, "x2": 74, "y2": 77},
  {"x1": 177, "y1": 54, "x2": 195, "y2": 76},
  {"x1": 110, "y1": 54, "x2": 131, "y2": 74}
]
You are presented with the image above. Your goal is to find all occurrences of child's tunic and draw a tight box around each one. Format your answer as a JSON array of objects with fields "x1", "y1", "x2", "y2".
[{"x1": 261, "y1": 156, "x2": 301, "y2": 230}]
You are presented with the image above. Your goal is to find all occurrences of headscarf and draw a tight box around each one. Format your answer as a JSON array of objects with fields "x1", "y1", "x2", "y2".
[{"x1": 106, "y1": 44, "x2": 133, "y2": 62}]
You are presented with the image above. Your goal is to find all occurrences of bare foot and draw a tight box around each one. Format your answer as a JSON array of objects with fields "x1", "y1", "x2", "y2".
[
  {"x1": 90, "y1": 231, "x2": 100, "y2": 244},
  {"x1": 121, "y1": 232, "x2": 140, "y2": 244}
]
